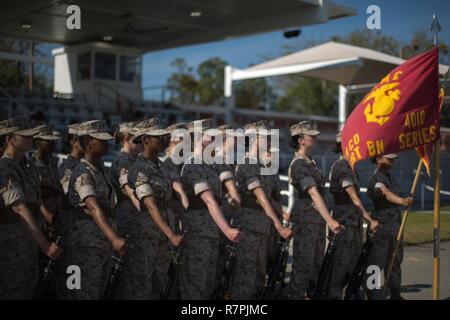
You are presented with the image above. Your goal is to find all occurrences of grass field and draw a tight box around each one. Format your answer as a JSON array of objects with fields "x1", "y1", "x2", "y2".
[{"x1": 403, "y1": 211, "x2": 450, "y2": 245}]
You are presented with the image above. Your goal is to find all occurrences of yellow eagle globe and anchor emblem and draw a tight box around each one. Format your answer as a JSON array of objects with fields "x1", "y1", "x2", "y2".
[{"x1": 363, "y1": 71, "x2": 403, "y2": 126}]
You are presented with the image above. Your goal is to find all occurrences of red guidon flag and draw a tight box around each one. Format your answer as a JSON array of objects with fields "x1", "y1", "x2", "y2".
[
  {"x1": 415, "y1": 87, "x2": 445, "y2": 175},
  {"x1": 342, "y1": 47, "x2": 441, "y2": 169}
]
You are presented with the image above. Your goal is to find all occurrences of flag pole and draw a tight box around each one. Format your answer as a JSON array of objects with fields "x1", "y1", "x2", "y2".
[
  {"x1": 432, "y1": 140, "x2": 441, "y2": 300},
  {"x1": 430, "y1": 13, "x2": 441, "y2": 300},
  {"x1": 383, "y1": 160, "x2": 423, "y2": 294}
]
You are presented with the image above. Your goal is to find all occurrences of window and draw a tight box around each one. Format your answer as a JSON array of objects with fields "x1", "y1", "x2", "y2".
[
  {"x1": 77, "y1": 52, "x2": 91, "y2": 80},
  {"x1": 94, "y1": 52, "x2": 116, "y2": 80},
  {"x1": 120, "y1": 56, "x2": 141, "y2": 83}
]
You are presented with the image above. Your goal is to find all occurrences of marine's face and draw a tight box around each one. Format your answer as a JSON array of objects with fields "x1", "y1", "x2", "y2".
[
  {"x1": 377, "y1": 156, "x2": 394, "y2": 170},
  {"x1": 88, "y1": 137, "x2": 109, "y2": 157},
  {"x1": 300, "y1": 134, "x2": 317, "y2": 149},
  {"x1": 169, "y1": 137, "x2": 182, "y2": 149},
  {"x1": 157, "y1": 134, "x2": 171, "y2": 151},
  {"x1": 37, "y1": 139, "x2": 55, "y2": 153},
  {"x1": 202, "y1": 134, "x2": 213, "y2": 147},
  {"x1": 223, "y1": 135, "x2": 237, "y2": 158},
  {"x1": 257, "y1": 135, "x2": 267, "y2": 148},
  {"x1": 13, "y1": 134, "x2": 33, "y2": 152},
  {"x1": 143, "y1": 135, "x2": 158, "y2": 151},
  {"x1": 142, "y1": 134, "x2": 169, "y2": 153},
  {"x1": 72, "y1": 137, "x2": 85, "y2": 155},
  {"x1": 127, "y1": 134, "x2": 143, "y2": 154}
]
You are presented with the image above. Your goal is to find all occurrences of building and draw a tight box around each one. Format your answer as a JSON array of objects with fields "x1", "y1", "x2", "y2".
[{"x1": 0, "y1": 0, "x2": 355, "y2": 122}]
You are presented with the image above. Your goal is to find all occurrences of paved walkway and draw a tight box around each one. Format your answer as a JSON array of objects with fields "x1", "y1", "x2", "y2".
[
  {"x1": 402, "y1": 241, "x2": 450, "y2": 300},
  {"x1": 283, "y1": 240, "x2": 450, "y2": 300}
]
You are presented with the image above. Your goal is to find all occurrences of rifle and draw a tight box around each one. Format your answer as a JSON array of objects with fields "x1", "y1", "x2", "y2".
[
  {"x1": 32, "y1": 236, "x2": 61, "y2": 300},
  {"x1": 259, "y1": 221, "x2": 292, "y2": 300},
  {"x1": 259, "y1": 237, "x2": 290, "y2": 300},
  {"x1": 46, "y1": 221, "x2": 57, "y2": 242},
  {"x1": 310, "y1": 232, "x2": 341, "y2": 300},
  {"x1": 102, "y1": 235, "x2": 129, "y2": 300},
  {"x1": 210, "y1": 238, "x2": 239, "y2": 300},
  {"x1": 344, "y1": 231, "x2": 375, "y2": 300},
  {"x1": 160, "y1": 231, "x2": 185, "y2": 300}
]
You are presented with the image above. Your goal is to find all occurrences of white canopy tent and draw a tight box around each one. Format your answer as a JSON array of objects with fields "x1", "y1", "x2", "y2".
[{"x1": 224, "y1": 41, "x2": 449, "y2": 126}]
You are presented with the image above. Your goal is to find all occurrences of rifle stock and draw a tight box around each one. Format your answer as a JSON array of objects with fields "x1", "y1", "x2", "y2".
[
  {"x1": 311, "y1": 232, "x2": 341, "y2": 300},
  {"x1": 343, "y1": 231, "x2": 375, "y2": 300},
  {"x1": 210, "y1": 240, "x2": 238, "y2": 300},
  {"x1": 102, "y1": 235, "x2": 129, "y2": 300},
  {"x1": 32, "y1": 236, "x2": 61, "y2": 300},
  {"x1": 160, "y1": 231, "x2": 185, "y2": 300},
  {"x1": 259, "y1": 237, "x2": 290, "y2": 300}
]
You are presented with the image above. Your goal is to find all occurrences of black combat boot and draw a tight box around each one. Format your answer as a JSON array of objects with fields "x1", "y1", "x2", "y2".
[{"x1": 389, "y1": 287, "x2": 405, "y2": 300}]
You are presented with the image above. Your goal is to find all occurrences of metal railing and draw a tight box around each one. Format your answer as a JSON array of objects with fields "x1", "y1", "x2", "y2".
[{"x1": 94, "y1": 82, "x2": 138, "y2": 112}]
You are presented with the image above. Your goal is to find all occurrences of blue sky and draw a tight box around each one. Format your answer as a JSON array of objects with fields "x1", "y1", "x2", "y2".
[{"x1": 142, "y1": 0, "x2": 450, "y2": 94}]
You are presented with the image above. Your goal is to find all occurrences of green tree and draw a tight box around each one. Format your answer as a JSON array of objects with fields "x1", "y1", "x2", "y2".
[
  {"x1": 196, "y1": 57, "x2": 226, "y2": 105},
  {"x1": 166, "y1": 58, "x2": 198, "y2": 105},
  {"x1": 404, "y1": 30, "x2": 449, "y2": 64},
  {"x1": 276, "y1": 78, "x2": 337, "y2": 115},
  {"x1": 234, "y1": 78, "x2": 268, "y2": 110},
  {"x1": 331, "y1": 30, "x2": 400, "y2": 56},
  {"x1": 166, "y1": 56, "x2": 269, "y2": 109},
  {"x1": 0, "y1": 37, "x2": 53, "y2": 93}
]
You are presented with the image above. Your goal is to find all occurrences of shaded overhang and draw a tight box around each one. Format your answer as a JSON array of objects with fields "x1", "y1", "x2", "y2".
[
  {"x1": 0, "y1": 0, "x2": 355, "y2": 52},
  {"x1": 231, "y1": 41, "x2": 449, "y2": 86}
]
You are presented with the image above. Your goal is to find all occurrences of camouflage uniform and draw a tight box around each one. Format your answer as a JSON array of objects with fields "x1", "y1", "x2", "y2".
[
  {"x1": 57, "y1": 121, "x2": 116, "y2": 300},
  {"x1": 364, "y1": 168, "x2": 403, "y2": 299},
  {"x1": 266, "y1": 169, "x2": 282, "y2": 273},
  {"x1": 180, "y1": 155, "x2": 222, "y2": 300},
  {"x1": 56, "y1": 123, "x2": 84, "y2": 239},
  {"x1": 107, "y1": 149, "x2": 138, "y2": 300},
  {"x1": 267, "y1": 172, "x2": 281, "y2": 206},
  {"x1": 22, "y1": 156, "x2": 44, "y2": 218},
  {"x1": 56, "y1": 154, "x2": 80, "y2": 236},
  {"x1": 213, "y1": 163, "x2": 238, "y2": 292},
  {"x1": 122, "y1": 155, "x2": 172, "y2": 299},
  {"x1": 54, "y1": 154, "x2": 81, "y2": 299},
  {"x1": 29, "y1": 125, "x2": 62, "y2": 220},
  {"x1": 58, "y1": 123, "x2": 83, "y2": 197},
  {"x1": 59, "y1": 155, "x2": 80, "y2": 196},
  {"x1": 108, "y1": 151, "x2": 138, "y2": 236},
  {"x1": 160, "y1": 154, "x2": 184, "y2": 233},
  {"x1": 59, "y1": 156, "x2": 117, "y2": 300},
  {"x1": 161, "y1": 121, "x2": 188, "y2": 234},
  {"x1": 215, "y1": 163, "x2": 238, "y2": 220},
  {"x1": 327, "y1": 157, "x2": 362, "y2": 299},
  {"x1": 28, "y1": 151, "x2": 63, "y2": 233},
  {"x1": 231, "y1": 156, "x2": 272, "y2": 300},
  {"x1": 287, "y1": 153, "x2": 327, "y2": 299},
  {"x1": 0, "y1": 153, "x2": 41, "y2": 299}
]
